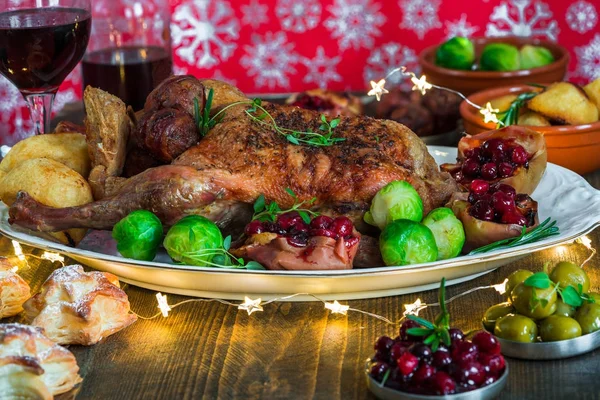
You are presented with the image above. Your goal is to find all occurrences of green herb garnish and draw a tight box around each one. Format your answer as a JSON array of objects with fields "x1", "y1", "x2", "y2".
[
  {"x1": 194, "y1": 88, "x2": 220, "y2": 137},
  {"x1": 469, "y1": 218, "x2": 560, "y2": 255},
  {"x1": 252, "y1": 188, "x2": 318, "y2": 223},
  {"x1": 178, "y1": 234, "x2": 264, "y2": 270},
  {"x1": 494, "y1": 91, "x2": 538, "y2": 127},
  {"x1": 523, "y1": 272, "x2": 595, "y2": 309}
]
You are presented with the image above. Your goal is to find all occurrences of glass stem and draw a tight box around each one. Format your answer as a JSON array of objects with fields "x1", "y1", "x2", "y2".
[{"x1": 23, "y1": 93, "x2": 55, "y2": 135}]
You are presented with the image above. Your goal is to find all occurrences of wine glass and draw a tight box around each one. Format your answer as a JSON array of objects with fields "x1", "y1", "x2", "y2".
[{"x1": 0, "y1": 0, "x2": 91, "y2": 135}]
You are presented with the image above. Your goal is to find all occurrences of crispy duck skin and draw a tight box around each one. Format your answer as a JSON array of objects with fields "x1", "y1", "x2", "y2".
[{"x1": 9, "y1": 82, "x2": 458, "y2": 235}]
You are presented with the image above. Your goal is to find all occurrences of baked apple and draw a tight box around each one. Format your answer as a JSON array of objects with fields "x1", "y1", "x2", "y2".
[
  {"x1": 448, "y1": 180, "x2": 539, "y2": 253},
  {"x1": 441, "y1": 126, "x2": 547, "y2": 195},
  {"x1": 286, "y1": 89, "x2": 363, "y2": 117},
  {"x1": 233, "y1": 212, "x2": 361, "y2": 270}
]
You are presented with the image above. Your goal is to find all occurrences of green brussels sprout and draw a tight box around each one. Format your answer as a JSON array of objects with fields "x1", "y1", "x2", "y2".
[
  {"x1": 364, "y1": 181, "x2": 423, "y2": 230},
  {"x1": 422, "y1": 207, "x2": 465, "y2": 260},
  {"x1": 163, "y1": 215, "x2": 223, "y2": 266},
  {"x1": 435, "y1": 37, "x2": 475, "y2": 70},
  {"x1": 379, "y1": 219, "x2": 437, "y2": 266},
  {"x1": 519, "y1": 45, "x2": 555, "y2": 69},
  {"x1": 480, "y1": 43, "x2": 521, "y2": 71},
  {"x1": 112, "y1": 210, "x2": 163, "y2": 261}
]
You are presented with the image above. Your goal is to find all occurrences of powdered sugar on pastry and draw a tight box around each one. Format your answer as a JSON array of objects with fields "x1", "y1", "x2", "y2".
[{"x1": 0, "y1": 257, "x2": 30, "y2": 318}]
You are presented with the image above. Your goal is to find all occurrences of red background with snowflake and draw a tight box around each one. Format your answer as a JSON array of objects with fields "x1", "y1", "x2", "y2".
[{"x1": 0, "y1": 0, "x2": 599, "y2": 145}]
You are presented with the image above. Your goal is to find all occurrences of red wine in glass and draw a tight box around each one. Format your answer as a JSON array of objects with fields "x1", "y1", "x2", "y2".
[
  {"x1": 82, "y1": 46, "x2": 173, "y2": 111},
  {"x1": 0, "y1": 5, "x2": 91, "y2": 135}
]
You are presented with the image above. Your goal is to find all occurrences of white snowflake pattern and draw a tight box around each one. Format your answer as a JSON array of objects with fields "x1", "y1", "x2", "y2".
[
  {"x1": 399, "y1": 0, "x2": 442, "y2": 40},
  {"x1": 173, "y1": 65, "x2": 189, "y2": 75},
  {"x1": 486, "y1": 0, "x2": 559, "y2": 41},
  {"x1": 171, "y1": 0, "x2": 239, "y2": 69},
  {"x1": 575, "y1": 33, "x2": 600, "y2": 80},
  {"x1": 0, "y1": 76, "x2": 20, "y2": 114},
  {"x1": 211, "y1": 70, "x2": 238, "y2": 86},
  {"x1": 566, "y1": 1, "x2": 598, "y2": 34},
  {"x1": 276, "y1": 1, "x2": 321, "y2": 33},
  {"x1": 241, "y1": 0, "x2": 269, "y2": 29},
  {"x1": 240, "y1": 32, "x2": 299, "y2": 89},
  {"x1": 301, "y1": 47, "x2": 341, "y2": 89},
  {"x1": 363, "y1": 43, "x2": 420, "y2": 90},
  {"x1": 52, "y1": 89, "x2": 77, "y2": 117},
  {"x1": 324, "y1": 0, "x2": 386, "y2": 51},
  {"x1": 445, "y1": 13, "x2": 479, "y2": 39}
]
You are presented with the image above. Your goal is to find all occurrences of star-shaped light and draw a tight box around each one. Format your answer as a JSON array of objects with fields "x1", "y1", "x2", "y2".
[
  {"x1": 238, "y1": 296, "x2": 263, "y2": 315},
  {"x1": 156, "y1": 293, "x2": 171, "y2": 317},
  {"x1": 576, "y1": 235, "x2": 593, "y2": 250},
  {"x1": 324, "y1": 300, "x2": 350, "y2": 315},
  {"x1": 492, "y1": 279, "x2": 508, "y2": 295},
  {"x1": 11, "y1": 240, "x2": 25, "y2": 262},
  {"x1": 41, "y1": 252, "x2": 64, "y2": 264},
  {"x1": 367, "y1": 79, "x2": 389, "y2": 101},
  {"x1": 403, "y1": 298, "x2": 425, "y2": 316},
  {"x1": 480, "y1": 102, "x2": 500, "y2": 124},
  {"x1": 410, "y1": 75, "x2": 433, "y2": 95}
]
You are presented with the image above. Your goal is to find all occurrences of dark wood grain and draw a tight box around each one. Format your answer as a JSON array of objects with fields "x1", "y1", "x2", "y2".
[{"x1": 3, "y1": 171, "x2": 600, "y2": 400}]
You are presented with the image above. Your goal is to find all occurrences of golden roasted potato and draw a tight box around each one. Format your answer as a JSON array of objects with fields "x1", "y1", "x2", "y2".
[
  {"x1": 0, "y1": 158, "x2": 93, "y2": 245},
  {"x1": 489, "y1": 94, "x2": 518, "y2": 112},
  {"x1": 518, "y1": 111, "x2": 551, "y2": 127},
  {"x1": 0, "y1": 133, "x2": 90, "y2": 178},
  {"x1": 583, "y1": 78, "x2": 600, "y2": 112},
  {"x1": 528, "y1": 82, "x2": 599, "y2": 125}
]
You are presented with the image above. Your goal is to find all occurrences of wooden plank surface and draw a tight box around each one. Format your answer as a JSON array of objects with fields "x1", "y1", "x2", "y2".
[{"x1": 3, "y1": 170, "x2": 600, "y2": 400}]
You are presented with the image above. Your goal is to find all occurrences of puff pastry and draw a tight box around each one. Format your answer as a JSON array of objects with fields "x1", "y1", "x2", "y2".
[
  {"x1": 0, "y1": 257, "x2": 31, "y2": 319},
  {"x1": 24, "y1": 265, "x2": 137, "y2": 345},
  {"x1": 0, "y1": 323, "x2": 81, "y2": 397}
]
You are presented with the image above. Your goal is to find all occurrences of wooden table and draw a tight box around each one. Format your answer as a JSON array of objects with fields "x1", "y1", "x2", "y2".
[{"x1": 4, "y1": 172, "x2": 600, "y2": 400}]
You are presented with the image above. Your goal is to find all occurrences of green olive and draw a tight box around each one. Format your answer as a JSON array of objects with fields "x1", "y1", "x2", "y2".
[
  {"x1": 494, "y1": 314, "x2": 538, "y2": 342},
  {"x1": 539, "y1": 315, "x2": 582, "y2": 341},
  {"x1": 549, "y1": 261, "x2": 590, "y2": 293},
  {"x1": 575, "y1": 303, "x2": 600, "y2": 335},
  {"x1": 505, "y1": 269, "x2": 534, "y2": 301},
  {"x1": 587, "y1": 292, "x2": 600, "y2": 303},
  {"x1": 482, "y1": 302, "x2": 515, "y2": 332},
  {"x1": 554, "y1": 299, "x2": 576, "y2": 317},
  {"x1": 511, "y1": 282, "x2": 557, "y2": 319}
]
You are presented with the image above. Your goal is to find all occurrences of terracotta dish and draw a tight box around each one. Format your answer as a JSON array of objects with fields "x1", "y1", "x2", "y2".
[
  {"x1": 460, "y1": 85, "x2": 600, "y2": 175},
  {"x1": 419, "y1": 37, "x2": 568, "y2": 95}
]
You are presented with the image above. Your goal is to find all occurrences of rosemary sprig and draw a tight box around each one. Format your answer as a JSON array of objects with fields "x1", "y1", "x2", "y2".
[
  {"x1": 495, "y1": 91, "x2": 538, "y2": 128},
  {"x1": 524, "y1": 272, "x2": 595, "y2": 309},
  {"x1": 469, "y1": 218, "x2": 560, "y2": 255},
  {"x1": 193, "y1": 88, "x2": 220, "y2": 137},
  {"x1": 178, "y1": 235, "x2": 264, "y2": 270},
  {"x1": 252, "y1": 188, "x2": 318, "y2": 224}
]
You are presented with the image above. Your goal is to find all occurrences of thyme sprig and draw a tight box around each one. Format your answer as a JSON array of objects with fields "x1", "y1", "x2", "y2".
[
  {"x1": 524, "y1": 272, "x2": 595, "y2": 310},
  {"x1": 178, "y1": 235, "x2": 264, "y2": 270},
  {"x1": 494, "y1": 91, "x2": 538, "y2": 128},
  {"x1": 193, "y1": 88, "x2": 221, "y2": 137},
  {"x1": 252, "y1": 188, "x2": 318, "y2": 224},
  {"x1": 469, "y1": 218, "x2": 560, "y2": 255}
]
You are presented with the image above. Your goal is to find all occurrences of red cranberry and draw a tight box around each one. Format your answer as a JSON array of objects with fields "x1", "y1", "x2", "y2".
[
  {"x1": 464, "y1": 147, "x2": 482, "y2": 161},
  {"x1": 511, "y1": 145, "x2": 529, "y2": 165},
  {"x1": 308, "y1": 228, "x2": 337, "y2": 238},
  {"x1": 482, "y1": 375, "x2": 497, "y2": 386},
  {"x1": 413, "y1": 364, "x2": 436, "y2": 384},
  {"x1": 276, "y1": 211, "x2": 302, "y2": 230},
  {"x1": 451, "y1": 341, "x2": 478, "y2": 363},
  {"x1": 410, "y1": 343, "x2": 433, "y2": 362},
  {"x1": 480, "y1": 162, "x2": 498, "y2": 180},
  {"x1": 472, "y1": 331, "x2": 501, "y2": 355},
  {"x1": 429, "y1": 371, "x2": 456, "y2": 395},
  {"x1": 491, "y1": 191, "x2": 515, "y2": 215},
  {"x1": 432, "y1": 350, "x2": 452, "y2": 369},
  {"x1": 493, "y1": 183, "x2": 516, "y2": 199},
  {"x1": 310, "y1": 215, "x2": 333, "y2": 230},
  {"x1": 400, "y1": 320, "x2": 422, "y2": 341},
  {"x1": 370, "y1": 362, "x2": 390, "y2": 381},
  {"x1": 290, "y1": 219, "x2": 309, "y2": 233},
  {"x1": 244, "y1": 220, "x2": 264, "y2": 235},
  {"x1": 482, "y1": 139, "x2": 506, "y2": 158},
  {"x1": 330, "y1": 216, "x2": 353, "y2": 236},
  {"x1": 449, "y1": 328, "x2": 465, "y2": 342},
  {"x1": 390, "y1": 342, "x2": 411, "y2": 360},
  {"x1": 453, "y1": 361, "x2": 486, "y2": 386},
  {"x1": 470, "y1": 200, "x2": 494, "y2": 221},
  {"x1": 375, "y1": 336, "x2": 395, "y2": 353},
  {"x1": 498, "y1": 162, "x2": 515, "y2": 178},
  {"x1": 462, "y1": 158, "x2": 480, "y2": 177},
  {"x1": 501, "y1": 212, "x2": 527, "y2": 226},
  {"x1": 287, "y1": 233, "x2": 308, "y2": 247},
  {"x1": 263, "y1": 222, "x2": 286, "y2": 235},
  {"x1": 479, "y1": 353, "x2": 505, "y2": 376},
  {"x1": 373, "y1": 350, "x2": 387, "y2": 362},
  {"x1": 397, "y1": 352, "x2": 419, "y2": 376},
  {"x1": 470, "y1": 179, "x2": 490, "y2": 195}
]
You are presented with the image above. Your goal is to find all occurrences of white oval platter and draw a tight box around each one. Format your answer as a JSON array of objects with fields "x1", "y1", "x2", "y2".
[{"x1": 1, "y1": 146, "x2": 598, "y2": 300}]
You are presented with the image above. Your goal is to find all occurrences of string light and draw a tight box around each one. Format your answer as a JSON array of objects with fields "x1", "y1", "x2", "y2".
[
  {"x1": 403, "y1": 298, "x2": 425, "y2": 316},
  {"x1": 480, "y1": 102, "x2": 500, "y2": 124},
  {"x1": 11, "y1": 240, "x2": 25, "y2": 262},
  {"x1": 156, "y1": 293, "x2": 171, "y2": 317},
  {"x1": 41, "y1": 252, "x2": 64, "y2": 264},
  {"x1": 238, "y1": 296, "x2": 263, "y2": 315},
  {"x1": 492, "y1": 279, "x2": 508, "y2": 295},
  {"x1": 577, "y1": 235, "x2": 596, "y2": 267},
  {"x1": 367, "y1": 79, "x2": 389, "y2": 101},
  {"x1": 324, "y1": 300, "x2": 350, "y2": 315},
  {"x1": 410, "y1": 75, "x2": 432, "y2": 95}
]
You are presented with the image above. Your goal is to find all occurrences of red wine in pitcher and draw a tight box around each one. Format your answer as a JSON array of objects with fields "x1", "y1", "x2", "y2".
[
  {"x1": 0, "y1": 8, "x2": 91, "y2": 93},
  {"x1": 82, "y1": 46, "x2": 173, "y2": 111}
]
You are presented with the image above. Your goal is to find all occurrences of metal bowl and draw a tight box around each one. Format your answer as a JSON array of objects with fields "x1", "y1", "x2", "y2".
[
  {"x1": 495, "y1": 329, "x2": 600, "y2": 360},
  {"x1": 365, "y1": 361, "x2": 509, "y2": 400}
]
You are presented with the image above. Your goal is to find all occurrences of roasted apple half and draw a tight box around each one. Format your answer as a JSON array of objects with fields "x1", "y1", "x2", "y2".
[
  {"x1": 233, "y1": 213, "x2": 361, "y2": 270},
  {"x1": 449, "y1": 180, "x2": 539, "y2": 253},
  {"x1": 441, "y1": 126, "x2": 547, "y2": 195},
  {"x1": 286, "y1": 89, "x2": 363, "y2": 117}
]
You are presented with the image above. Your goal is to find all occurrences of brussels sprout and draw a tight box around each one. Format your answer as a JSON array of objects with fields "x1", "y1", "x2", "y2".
[
  {"x1": 379, "y1": 220, "x2": 437, "y2": 266},
  {"x1": 422, "y1": 207, "x2": 465, "y2": 260},
  {"x1": 435, "y1": 37, "x2": 475, "y2": 70},
  {"x1": 112, "y1": 210, "x2": 163, "y2": 261},
  {"x1": 480, "y1": 43, "x2": 520, "y2": 71},
  {"x1": 163, "y1": 215, "x2": 223, "y2": 266},
  {"x1": 519, "y1": 45, "x2": 554, "y2": 69},
  {"x1": 364, "y1": 181, "x2": 423, "y2": 230}
]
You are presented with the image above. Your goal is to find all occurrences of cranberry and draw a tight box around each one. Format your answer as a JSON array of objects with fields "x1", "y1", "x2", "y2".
[
  {"x1": 432, "y1": 350, "x2": 452, "y2": 369},
  {"x1": 429, "y1": 371, "x2": 456, "y2": 395},
  {"x1": 493, "y1": 183, "x2": 516, "y2": 199},
  {"x1": 501, "y1": 212, "x2": 527, "y2": 226},
  {"x1": 464, "y1": 147, "x2": 482, "y2": 161},
  {"x1": 470, "y1": 179, "x2": 490, "y2": 195},
  {"x1": 482, "y1": 375, "x2": 497, "y2": 386},
  {"x1": 410, "y1": 343, "x2": 433, "y2": 362},
  {"x1": 482, "y1": 138, "x2": 506, "y2": 158},
  {"x1": 511, "y1": 145, "x2": 529, "y2": 165},
  {"x1": 453, "y1": 361, "x2": 486, "y2": 386},
  {"x1": 479, "y1": 353, "x2": 505, "y2": 376},
  {"x1": 244, "y1": 220, "x2": 264, "y2": 235},
  {"x1": 373, "y1": 350, "x2": 387, "y2": 362},
  {"x1": 470, "y1": 200, "x2": 494, "y2": 221},
  {"x1": 390, "y1": 342, "x2": 411, "y2": 360},
  {"x1": 330, "y1": 216, "x2": 353, "y2": 236},
  {"x1": 462, "y1": 158, "x2": 480, "y2": 177},
  {"x1": 308, "y1": 228, "x2": 337, "y2": 238},
  {"x1": 472, "y1": 331, "x2": 501, "y2": 355},
  {"x1": 491, "y1": 191, "x2": 515, "y2": 215},
  {"x1": 413, "y1": 364, "x2": 436, "y2": 384},
  {"x1": 451, "y1": 341, "x2": 478, "y2": 363},
  {"x1": 480, "y1": 162, "x2": 498, "y2": 180},
  {"x1": 263, "y1": 222, "x2": 286, "y2": 235},
  {"x1": 498, "y1": 162, "x2": 515, "y2": 178},
  {"x1": 287, "y1": 233, "x2": 308, "y2": 247},
  {"x1": 374, "y1": 336, "x2": 395, "y2": 353},
  {"x1": 290, "y1": 219, "x2": 309, "y2": 233},
  {"x1": 310, "y1": 215, "x2": 333, "y2": 230},
  {"x1": 449, "y1": 328, "x2": 465, "y2": 342},
  {"x1": 370, "y1": 362, "x2": 390, "y2": 381},
  {"x1": 400, "y1": 320, "x2": 422, "y2": 341},
  {"x1": 397, "y1": 352, "x2": 419, "y2": 376},
  {"x1": 276, "y1": 211, "x2": 302, "y2": 230}
]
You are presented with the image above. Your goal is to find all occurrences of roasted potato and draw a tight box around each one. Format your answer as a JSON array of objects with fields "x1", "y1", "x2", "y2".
[
  {"x1": 0, "y1": 158, "x2": 93, "y2": 245},
  {"x1": 583, "y1": 78, "x2": 600, "y2": 112},
  {"x1": 518, "y1": 111, "x2": 551, "y2": 127},
  {"x1": 489, "y1": 94, "x2": 518, "y2": 112},
  {"x1": 0, "y1": 133, "x2": 90, "y2": 178},
  {"x1": 528, "y1": 82, "x2": 599, "y2": 125}
]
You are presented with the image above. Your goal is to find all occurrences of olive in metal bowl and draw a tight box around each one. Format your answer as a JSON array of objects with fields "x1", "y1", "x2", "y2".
[
  {"x1": 539, "y1": 315, "x2": 582, "y2": 341},
  {"x1": 510, "y1": 282, "x2": 557, "y2": 319},
  {"x1": 483, "y1": 302, "x2": 515, "y2": 332},
  {"x1": 494, "y1": 313, "x2": 538, "y2": 342},
  {"x1": 505, "y1": 269, "x2": 534, "y2": 301},
  {"x1": 553, "y1": 299, "x2": 576, "y2": 317},
  {"x1": 575, "y1": 303, "x2": 600, "y2": 335},
  {"x1": 549, "y1": 261, "x2": 590, "y2": 293}
]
